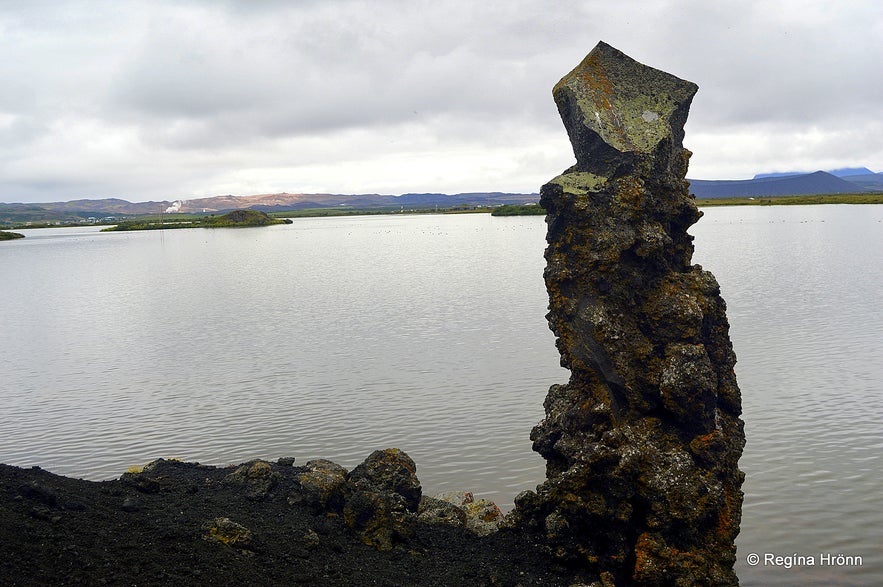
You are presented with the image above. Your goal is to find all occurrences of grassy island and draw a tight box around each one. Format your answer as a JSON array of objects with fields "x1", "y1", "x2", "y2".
[
  {"x1": 103, "y1": 209, "x2": 293, "y2": 232},
  {"x1": 0, "y1": 230, "x2": 25, "y2": 240},
  {"x1": 490, "y1": 204, "x2": 546, "y2": 216}
]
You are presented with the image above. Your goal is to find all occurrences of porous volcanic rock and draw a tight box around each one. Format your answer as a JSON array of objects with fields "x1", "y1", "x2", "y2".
[
  {"x1": 343, "y1": 448, "x2": 422, "y2": 550},
  {"x1": 428, "y1": 491, "x2": 506, "y2": 536},
  {"x1": 511, "y1": 41, "x2": 745, "y2": 586}
]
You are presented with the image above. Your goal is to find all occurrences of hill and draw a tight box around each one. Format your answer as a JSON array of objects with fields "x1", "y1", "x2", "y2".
[
  {"x1": 1, "y1": 192, "x2": 540, "y2": 224},
  {"x1": 3, "y1": 168, "x2": 881, "y2": 225},
  {"x1": 753, "y1": 167, "x2": 874, "y2": 179},
  {"x1": 169, "y1": 192, "x2": 539, "y2": 213},
  {"x1": 843, "y1": 173, "x2": 883, "y2": 191},
  {"x1": 687, "y1": 170, "x2": 874, "y2": 199}
]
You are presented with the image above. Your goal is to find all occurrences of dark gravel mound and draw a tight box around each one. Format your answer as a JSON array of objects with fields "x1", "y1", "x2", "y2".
[{"x1": 0, "y1": 459, "x2": 567, "y2": 586}]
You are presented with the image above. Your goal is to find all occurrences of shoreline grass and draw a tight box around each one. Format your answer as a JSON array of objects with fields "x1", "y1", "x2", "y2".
[{"x1": 694, "y1": 192, "x2": 883, "y2": 207}]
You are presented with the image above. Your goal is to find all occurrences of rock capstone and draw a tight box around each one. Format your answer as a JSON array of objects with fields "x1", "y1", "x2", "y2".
[{"x1": 511, "y1": 41, "x2": 745, "y2": 586}]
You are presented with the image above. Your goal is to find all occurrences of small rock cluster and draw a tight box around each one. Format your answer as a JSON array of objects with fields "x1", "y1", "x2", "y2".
[
  {"x1": 422, "y1": 491, "x2": 505, "y2": 537},
  {"x1": 510, "y1": 41, "x2": 745, "y2": 586},
  {"x1": 122, "y1": 449, "x2": 504, "y2": 553},
  {"x1": 288, "y1": 449, "x2": 504, "y2": 549}
]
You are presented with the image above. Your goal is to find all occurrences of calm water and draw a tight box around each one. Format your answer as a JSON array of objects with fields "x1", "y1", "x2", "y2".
[
  {"x1": 692, "y1": 205, "x2": 883, "y2": 586},
  {"x1": 2, "y1": 206, "x2": 881, "y2": 585}
]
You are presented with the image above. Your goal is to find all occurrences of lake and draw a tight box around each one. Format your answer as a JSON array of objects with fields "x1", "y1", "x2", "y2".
[{"x1": 2, "y1": 205, "x2": 881, "y2": 585}]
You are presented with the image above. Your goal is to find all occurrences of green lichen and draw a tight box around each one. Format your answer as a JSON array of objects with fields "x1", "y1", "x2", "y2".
[
  {"x1": 125, "y1": 457, "x2": 182, "y2": 474},
  {"x1": 549, "y1": 172, "x2": 608, "y2": 195}
]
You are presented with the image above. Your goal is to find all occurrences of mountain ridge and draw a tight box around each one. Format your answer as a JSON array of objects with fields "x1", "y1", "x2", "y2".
[
  {"x1": 2, "y1": 169, "x2": 881, "y2": 221},
  {"x1": 754, "y1": 167, "x2": 874, "y2": 179},
  {"x1": 0, "y1": 192, "x2": 540, "y2": 219},
  {"x1": 687, "y1": 170, "x2": 880, "y2": 199}
]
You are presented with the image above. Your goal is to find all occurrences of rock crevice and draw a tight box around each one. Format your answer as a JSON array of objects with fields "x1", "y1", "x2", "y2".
[{"x1": 511, "y1": 41, "x2": 745, "y2": 586}]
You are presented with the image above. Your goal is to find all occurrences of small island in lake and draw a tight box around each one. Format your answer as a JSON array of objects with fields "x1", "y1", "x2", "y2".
[
  {"x1": 102, "y1": 209, "x2": 292, "y2": 232},
  {"x1": 490, "y1": 203, "x2": 547, "y2": 216},
  {"x1": 0, "y1": 229, "x2": 25, "y2": 240}
]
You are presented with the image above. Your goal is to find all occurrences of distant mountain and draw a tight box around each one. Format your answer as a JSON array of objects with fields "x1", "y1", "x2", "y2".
[
  {"x1": 0, "y1": 198, "x2": 173, "y2": 223},
  {"x1": 688, "y1": 171, "x2": 875, "y2": 199},
  {"x1": 828, "y1": 167, "x2": 875, "y2": 178},
  {"x1": 841, "y1": 173, "x2": 883, "y2": 191},
  {"x1": 152, "y1": 191, "x2": 542, "y2": 214},
  {"x1": 4, "y1": 168, "x2": 881, "y2": 225},
  {"x1": 754, "y1": 167, "x2": 874, "y2": 179},
  {"x1": 0, "y1": 192, "x2": 541, "y2": 222}
]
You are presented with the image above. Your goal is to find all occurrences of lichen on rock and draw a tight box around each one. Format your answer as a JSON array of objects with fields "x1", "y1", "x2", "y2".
[
  {"x1": 293, "y1": 459, "x2": 348, "y2": 510},
  {"x1": 511, "y1": 41, "x2": 745, "y2": 586},
  {"x1": 427, "y1": 491, "x2": 505, "y2": 536},
  {"x1": 342, "y1": 448, "x2": 422, "y2": 550},
  {"x1": 224, "y1": 459, "x2": 281, "y2": 500},
  {"x1": 203, "y1": 517, "x2": 253, "y2": 548}
]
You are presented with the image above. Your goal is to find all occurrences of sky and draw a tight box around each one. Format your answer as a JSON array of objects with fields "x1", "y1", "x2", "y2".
[{"x1": 1, "y1": 0, "x2": 880, "y2": 203}]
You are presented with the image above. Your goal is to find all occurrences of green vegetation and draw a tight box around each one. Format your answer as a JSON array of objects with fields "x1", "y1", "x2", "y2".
[
  {"x1": 491, "y1": 204, "x2": 547, "y2": 216},
  {"x1": 695, "y1": 192, "x2": 883, "y2": 207},
  {"x1": 0, "y1": 230, "x2": 25, "y2": 240},
  {"x1": 103, "y1": 209, "x2": 293, "y2": 231},
  {"x1": 272, "y1": 205, "x2": 495, "y2": 219},
  {"x1": 200, "y1": 209, "x2": 292, "y2": 227}
]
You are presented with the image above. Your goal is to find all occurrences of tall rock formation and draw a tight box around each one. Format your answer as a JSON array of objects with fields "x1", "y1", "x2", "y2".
[{"x1": 512, "y1": 42, "x2": 745, "y2": 586}]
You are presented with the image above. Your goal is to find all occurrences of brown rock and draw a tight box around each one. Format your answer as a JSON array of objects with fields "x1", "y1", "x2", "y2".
[
  {"x1": 342, "y1": 449, "x2": 423, "y2": 550},
  {"x1": 223, "y1": 460, "x2": 281, "y2": 500},
  {"x1": 294, "y1": 459, "x2": 348, "y2": 510},
  {"x1": 417, "y1": 495, "x2": 468, "y2": 528},
  {"x1": 428, "y1": 491, "x2": 505, "y2": 536},
  {"x1": 346, "y1": 448, "x2": 421, "y2": 512},
  {"x1": 343, "y1": 488, "x2": 415, "y2": 550},
  {"x1": 203, "y1": 517, "x2": 253, "y2": 548}
]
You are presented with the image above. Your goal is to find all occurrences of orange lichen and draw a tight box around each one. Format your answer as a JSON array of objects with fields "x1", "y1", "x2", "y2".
[{"x1": 716, "y1": 484, "x2": 740, "y2": 538}]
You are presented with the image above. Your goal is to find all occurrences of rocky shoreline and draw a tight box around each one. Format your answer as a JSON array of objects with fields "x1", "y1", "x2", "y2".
[{"x1": 1, "y1": 451, "x2": 568, "y2": 586}]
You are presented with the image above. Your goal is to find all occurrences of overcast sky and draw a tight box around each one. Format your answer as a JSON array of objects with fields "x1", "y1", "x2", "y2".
[{"x1": 1, "y1": 0, "x2": 880, "y2": 203}]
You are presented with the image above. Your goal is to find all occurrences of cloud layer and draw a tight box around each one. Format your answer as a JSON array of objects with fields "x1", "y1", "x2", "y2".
[{"x1": 1, "y1": 0, "x2": 880, "y2": 202}]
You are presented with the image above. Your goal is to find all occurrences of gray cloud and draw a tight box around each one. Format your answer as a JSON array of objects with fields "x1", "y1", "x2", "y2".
[{"x1": 1, "y1": 0, "x2": 880, "y2": 202}]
